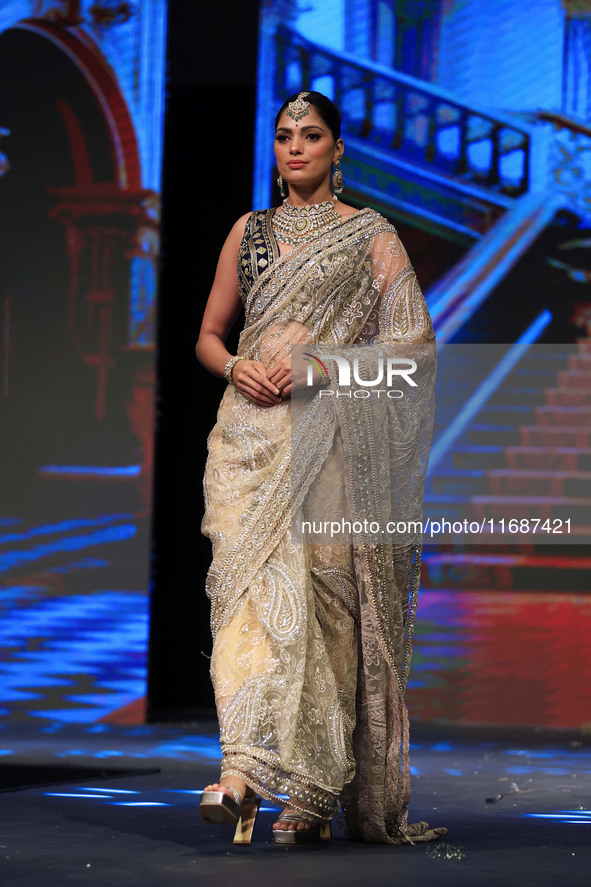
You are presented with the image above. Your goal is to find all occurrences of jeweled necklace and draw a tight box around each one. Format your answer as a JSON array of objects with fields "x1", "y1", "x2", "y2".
[{"x1": 272, "y1": 195, "x2": 341, "y2": 247}]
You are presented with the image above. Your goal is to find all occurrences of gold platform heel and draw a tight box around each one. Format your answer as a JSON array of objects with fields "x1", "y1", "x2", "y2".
[
  {"x1": 200, "y1": 785, "x2": 261, "y2": 844},
  {"x1": 319, "y1": 820, "x2": 332, "y2": 840},
  {"x1": 233, "y1": 794, "x2": 261, "y2": 844}
]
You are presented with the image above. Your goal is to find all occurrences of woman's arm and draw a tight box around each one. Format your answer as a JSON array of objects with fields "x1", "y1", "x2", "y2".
[
  {"x1": 195, "y1": 213, "x2": 282, "y2": 406},
  {"x1": 195, "y1": 212, "x2": 249, "y2": 376}
]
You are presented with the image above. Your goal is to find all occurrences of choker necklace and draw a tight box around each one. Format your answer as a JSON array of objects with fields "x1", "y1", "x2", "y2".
[{"x1": 272, "y1": 196, "x2": 341, "y2": 247}]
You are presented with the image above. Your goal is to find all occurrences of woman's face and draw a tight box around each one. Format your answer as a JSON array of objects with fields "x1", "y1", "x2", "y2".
[{"x1": 274, "y1": 105, "x2": 343, "y2": 193}]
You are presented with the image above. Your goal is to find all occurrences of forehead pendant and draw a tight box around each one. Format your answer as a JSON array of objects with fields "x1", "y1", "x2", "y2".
[{"x1": 285, "y1": 91, "x2": 310, "y2": 127}]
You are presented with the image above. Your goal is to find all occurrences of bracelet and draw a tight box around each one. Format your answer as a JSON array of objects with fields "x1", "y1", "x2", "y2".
[{"x1": 223, "y1": 355, "x2": 244, "y2": 385}]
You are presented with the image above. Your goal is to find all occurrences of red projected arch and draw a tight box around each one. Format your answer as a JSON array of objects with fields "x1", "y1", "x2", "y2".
[{"x1": 15, "y1": 18, "x2": 141, "y2": 188}]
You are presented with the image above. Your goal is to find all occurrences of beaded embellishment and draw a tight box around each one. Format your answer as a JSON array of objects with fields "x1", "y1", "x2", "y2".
[
  {"x1": 271, "y1": 197, "x2": 341, "y2": 247},
  {"x1": 285, "y1": 91, "x2": 310, "y2": 123},
  {"x1": 224, "y1": 355, "x2": 243, "y2": 384}
]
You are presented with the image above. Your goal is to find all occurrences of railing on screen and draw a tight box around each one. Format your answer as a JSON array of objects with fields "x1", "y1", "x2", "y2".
[{"x1": 274, "y1": 26, "x2": 531, "y2": 200}]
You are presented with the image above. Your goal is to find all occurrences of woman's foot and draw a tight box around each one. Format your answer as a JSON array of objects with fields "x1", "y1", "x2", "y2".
[
  {"x1": 272, "y1": 806, "x2": 319, "y2": 833},
  {"x1": 202, "y1": 774, "x2": 252, "y2": 805},
  {"x1": 200, "y1": 776, "x2": 261, "y2": 841}
]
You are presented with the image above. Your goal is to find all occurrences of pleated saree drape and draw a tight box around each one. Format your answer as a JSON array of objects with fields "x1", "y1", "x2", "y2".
[{"x1": 201, "y1": 207, "x2": 439, "y2": 843}]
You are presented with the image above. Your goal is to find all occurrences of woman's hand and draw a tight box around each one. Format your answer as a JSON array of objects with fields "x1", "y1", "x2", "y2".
[
  {"x1": 232, "y1": 359, "x2": 282, "y2": 407},
  {"x1": 267, "y1": 357, "x2": 292, "y2": 399}
]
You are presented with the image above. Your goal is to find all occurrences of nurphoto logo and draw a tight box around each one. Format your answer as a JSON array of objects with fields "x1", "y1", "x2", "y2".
[{"x1": 302, "y1": 351, "x2": 417, "y2": 398}]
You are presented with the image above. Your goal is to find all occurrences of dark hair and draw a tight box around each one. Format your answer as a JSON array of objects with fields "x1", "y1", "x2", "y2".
[{"x1": 274, "y1": 91, "x2": 341, "y2": 141}]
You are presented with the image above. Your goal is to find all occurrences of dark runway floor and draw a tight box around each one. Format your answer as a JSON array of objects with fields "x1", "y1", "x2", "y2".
[{"x1": 1, "y1": 719, "x2": 590, "y2": 887}]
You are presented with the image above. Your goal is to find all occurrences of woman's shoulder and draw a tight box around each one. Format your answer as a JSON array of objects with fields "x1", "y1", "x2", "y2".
[
  {"x1": 335, "y1": 202, "x2": 393, "y2": 222},
  {"x1": 335, "y1": 200, "x2": 360, "y2": 218},
  {"x1": 230, "y1": 210, "x2": 256, "y2": 237},
  {"x1": 230, "y1": 208, "x2": 274, "y2": 238},
  {"x1": 339, "y1": 204, "x2": 398, "y2": 235},
  {"x1": 224, "y1": 210, "x2": 266, "y2": 253},
  {"x1": 359, "y1": 206, "x2": 394, "y2": 223}
]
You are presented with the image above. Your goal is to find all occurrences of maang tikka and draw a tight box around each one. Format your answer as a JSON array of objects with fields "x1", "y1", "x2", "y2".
[{"x1": 285, "y1": 91, "x2": 310, "y2": 124}]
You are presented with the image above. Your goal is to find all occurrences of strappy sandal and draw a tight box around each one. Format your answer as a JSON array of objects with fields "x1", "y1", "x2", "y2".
[
  {"x1": 199, "y1": 785, "x2": 261, "y2": 844},
  {"x1": 272, "y1": 810, "x2": 332, "y2": 845}
]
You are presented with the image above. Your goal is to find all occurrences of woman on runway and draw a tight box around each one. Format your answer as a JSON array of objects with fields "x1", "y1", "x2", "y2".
[{"x1": 195, "y1": 91, "x2": 446, "y2": 845}]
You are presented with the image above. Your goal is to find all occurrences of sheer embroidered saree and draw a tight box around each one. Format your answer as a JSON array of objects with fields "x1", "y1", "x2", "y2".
[{"x1": 201, "y1": 208, "x2": 443, "y2": 843}]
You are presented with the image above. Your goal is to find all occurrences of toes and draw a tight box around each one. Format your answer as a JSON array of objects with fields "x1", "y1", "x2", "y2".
[{"x1": 203, "y1": 782, "x2": 230, "y2": 795}]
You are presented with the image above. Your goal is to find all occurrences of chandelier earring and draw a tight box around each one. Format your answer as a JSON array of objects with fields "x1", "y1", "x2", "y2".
[
  {"x1": 331, "y1": 157, "x2": 344, "y2": 195},
  {"x1": 276, "y1": 174, "x2": 287, "y2": 199}
]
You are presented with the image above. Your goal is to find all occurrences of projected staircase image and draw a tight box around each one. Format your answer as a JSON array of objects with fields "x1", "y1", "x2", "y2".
[
  {"x1": 424, "y1": 337, "x2": 591, "y2": 572},
  {"x1": 274, "y1": 26, "x2": 528, "y2": 242},
  {"x1": 413, "y1": 307, "x2": 591, "y2": 728}
]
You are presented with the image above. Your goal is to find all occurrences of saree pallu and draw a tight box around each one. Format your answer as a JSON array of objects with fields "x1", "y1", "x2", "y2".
[{"x1": 201, "y1": 207, "x2": 437, "y2": 843}]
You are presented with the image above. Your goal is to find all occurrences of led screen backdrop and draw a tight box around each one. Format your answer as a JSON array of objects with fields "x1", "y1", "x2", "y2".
[
  {"x1": 0, "y1": 1, "x2": 166, "y2": 725},
  {"x1": 3, "y1": 0, "x2": 590, "y2": 734},
  {"x1": 256, "y1": 0, "x2": 591, "y2": 729}
]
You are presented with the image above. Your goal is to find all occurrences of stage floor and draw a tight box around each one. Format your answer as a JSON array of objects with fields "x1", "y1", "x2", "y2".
[{"x1": 1, "y1": 719, "x2": 590, "y2": 887}]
